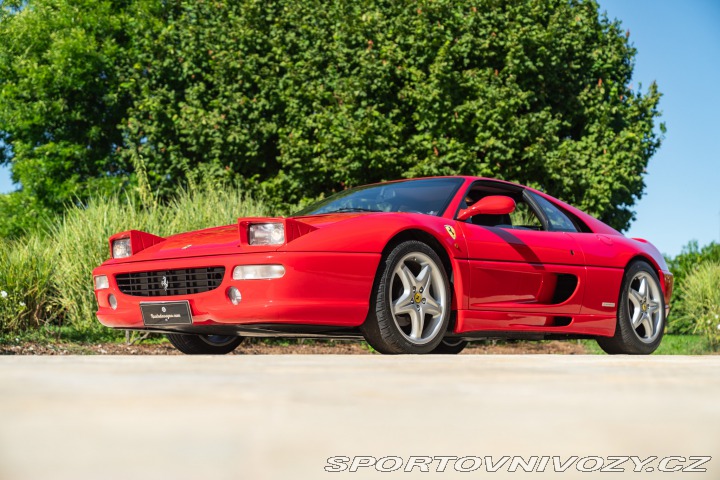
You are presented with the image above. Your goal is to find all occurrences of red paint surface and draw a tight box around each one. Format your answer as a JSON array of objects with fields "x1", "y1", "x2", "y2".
[{"x1": 94, "y1": 176, "x2": 672, "y2": 339}]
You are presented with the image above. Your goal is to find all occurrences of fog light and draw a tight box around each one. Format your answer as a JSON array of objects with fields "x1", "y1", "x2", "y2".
[
  {"x1": 108, "y1": 294, "x2": 118, "y2": 310},
  {"x1": 233, "y1": 265, "x2": 285, "y2": 280},
  {"x1": 94, "y1": 275, "x2": 109, "y2": 290},
  {"x1": 228, "y1": 287, "x2": 242, "y2": 305}
]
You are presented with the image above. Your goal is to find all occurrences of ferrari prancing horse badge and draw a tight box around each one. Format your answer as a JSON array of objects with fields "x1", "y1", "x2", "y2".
[{"x1": 444, "y1": 225, "x2": 456, "y2": 240}]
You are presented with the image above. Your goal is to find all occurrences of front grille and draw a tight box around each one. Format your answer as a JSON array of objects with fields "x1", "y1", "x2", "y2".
[{"x1": 115, "y1": 267, "x2": 225, "y2": 297}]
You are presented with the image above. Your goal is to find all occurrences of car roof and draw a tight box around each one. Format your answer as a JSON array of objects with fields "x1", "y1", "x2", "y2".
[{"x1": 390, "y1": 176, "x2": 620, "y2": 236}]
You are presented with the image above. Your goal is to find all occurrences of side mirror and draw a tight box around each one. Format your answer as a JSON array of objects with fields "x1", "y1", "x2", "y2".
[{"x1": 457, "y1": 195, "x2": 516, "y2": 221}]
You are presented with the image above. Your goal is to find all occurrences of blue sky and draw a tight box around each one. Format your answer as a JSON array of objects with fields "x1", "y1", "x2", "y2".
[
  {"x1": 598, "y1": 0, "x2": 720, "y2": 256},
  {"x1": 1, "y1": 1, "x2": 718, "y2": 256}
]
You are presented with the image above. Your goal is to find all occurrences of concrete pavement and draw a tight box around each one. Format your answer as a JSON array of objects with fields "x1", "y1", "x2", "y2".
[{"x1": 0, "y1": 355, "x2": 718, "y2": 479}]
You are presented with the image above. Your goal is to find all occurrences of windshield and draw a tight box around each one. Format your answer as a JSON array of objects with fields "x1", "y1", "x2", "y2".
[{"x1": 294, "y1": 178, "x2": 464, "y2": 217}]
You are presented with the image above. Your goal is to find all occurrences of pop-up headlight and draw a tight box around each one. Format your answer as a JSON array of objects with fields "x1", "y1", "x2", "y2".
[
  {"x1": 248, "y1": 223, "x2": 285, "y2": 246},
  {"x1": 112, "y1": 238, "x2": 132, "y2": 258}
]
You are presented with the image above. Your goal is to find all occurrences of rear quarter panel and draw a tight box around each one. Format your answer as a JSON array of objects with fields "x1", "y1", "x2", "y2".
[{"x1": 569, "y1": 232, "x2": 672, "y2": 316}]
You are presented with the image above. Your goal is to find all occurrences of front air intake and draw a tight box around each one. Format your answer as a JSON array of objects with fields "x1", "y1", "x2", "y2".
[{"x1": 115, "y1": 267, "x2": 225, "y2": 297}]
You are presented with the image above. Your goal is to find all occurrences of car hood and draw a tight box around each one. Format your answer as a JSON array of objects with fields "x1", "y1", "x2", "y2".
[{"x1": 105, "y1": 213, "x2": 371, "y2": 264}]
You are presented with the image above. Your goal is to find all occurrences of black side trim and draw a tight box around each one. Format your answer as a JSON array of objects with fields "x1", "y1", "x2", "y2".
[{"x1": 119, "y1": 324, "x2": 364, "y2": 339}]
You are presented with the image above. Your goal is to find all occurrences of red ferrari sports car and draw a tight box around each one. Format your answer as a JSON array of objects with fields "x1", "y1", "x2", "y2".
[{"x1": 93, "y1": 176, "x2": 672, "y2": 355}]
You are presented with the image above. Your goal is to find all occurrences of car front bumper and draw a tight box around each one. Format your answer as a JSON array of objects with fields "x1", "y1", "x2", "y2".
[{"x1": 93, "y1": 251, "x2": 381, "y2": 330}]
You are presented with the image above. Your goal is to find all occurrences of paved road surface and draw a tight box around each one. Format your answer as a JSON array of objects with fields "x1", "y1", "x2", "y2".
[{"x1": 0, "y1": 355, "x2": 718, "y2": 479}]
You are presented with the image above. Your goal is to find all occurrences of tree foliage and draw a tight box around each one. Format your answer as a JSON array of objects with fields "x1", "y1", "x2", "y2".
[
  {"x1": 0, "y1": 0, "x2": 133, "y2": 212},
  {"x1": 0, "y1": 0, "x2": 663, "y2": 233}
]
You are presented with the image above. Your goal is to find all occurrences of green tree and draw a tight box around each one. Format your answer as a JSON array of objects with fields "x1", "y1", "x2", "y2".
[
  {"x1": 0, "y1": 0, "x2": 663, "y2": 233},
  {"x1": 0, "y1": 0, "x2": 134, "y2": 235}
]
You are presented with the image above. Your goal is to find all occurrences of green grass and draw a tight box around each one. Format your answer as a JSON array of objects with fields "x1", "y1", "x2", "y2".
[
  {"x1": 0, "y1": 325, "x2": 118, "y2": 345},
  {"x1": 583, "y1": 334, "x2": 715, "y2": 355},
  {"x1": 0, "y1": 235, "x2": 59, "y2": 333},
  {"x1": 681, "y1": 262, "x2": 720, "y2": 349},
  {"x1": 0, "y1": 181, "x2": 269, "y2": 338}
]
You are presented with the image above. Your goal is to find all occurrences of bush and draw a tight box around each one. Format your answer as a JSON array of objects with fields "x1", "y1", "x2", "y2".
[
  {"x1": 682, "y1": 262, "x2": 720, "y2": 350},
  {"x1": 0, "y1": 191, "x2": 53, "y2": 239}
]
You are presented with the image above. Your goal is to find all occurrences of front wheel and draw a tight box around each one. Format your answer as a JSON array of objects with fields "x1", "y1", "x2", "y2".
[
  {"x1": 362, "y1": 240, "x2": 451, "y2": 354},
  {"x1": 166, "y1": 333, "x2": 243, "y2": 355},
  {"x1": 596, "y1": 261, "x2": 665, "y2": 355},
  {"x1": 431, "y1": 338, "x2": 468, "y2": 354}
]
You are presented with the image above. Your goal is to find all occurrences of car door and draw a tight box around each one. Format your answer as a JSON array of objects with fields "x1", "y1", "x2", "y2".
[{"x1": 455, "y1": 186, "x2": 586, "y2": 318}]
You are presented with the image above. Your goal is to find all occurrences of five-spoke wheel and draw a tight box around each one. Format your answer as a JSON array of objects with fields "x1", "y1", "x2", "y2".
[
  {"x1": 390, "y1": 251, "x2": 448, "y2": 345},
  {"x1": 626, "y1": 271, "x2": 663, "y2": 344},
  {"x1": 597, "y1": 261, "x2": 665, "y2": 355},
  {"x1": 362, "y1": 240, "x2": 451, "y2": 354}
]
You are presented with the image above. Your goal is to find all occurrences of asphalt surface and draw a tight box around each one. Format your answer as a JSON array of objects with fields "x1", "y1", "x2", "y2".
[{"x1": 0, "y1": 355, "x2": 718, "y2": 479}]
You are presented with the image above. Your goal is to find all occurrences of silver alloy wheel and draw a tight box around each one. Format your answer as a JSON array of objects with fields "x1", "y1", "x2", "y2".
[
  {"x1": 200, "y1": 335, "x2": 238, "y2": 347},
  {"x1": 627, "y1": 271, "x2": 663, "y2": 344},
  {"x1": 390, "y1": 252, "x2": 448, "y2": 345}
]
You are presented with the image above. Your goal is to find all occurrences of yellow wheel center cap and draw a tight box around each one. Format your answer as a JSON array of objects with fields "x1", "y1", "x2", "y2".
[
  {"x1": 414, "y1": 293, "x2": 422, "y2": 303},
  {"x1": 642, "y1": 303, "x2": 647, "y2": 312}
]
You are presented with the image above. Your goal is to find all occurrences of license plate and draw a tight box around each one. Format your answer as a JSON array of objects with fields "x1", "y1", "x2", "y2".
[{"x1": 140, "y1": 301, "x2": 192, "y2": 326}]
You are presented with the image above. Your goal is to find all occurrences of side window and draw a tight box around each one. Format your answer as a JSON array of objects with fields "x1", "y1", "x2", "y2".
[
  {"x1": 509, "y1": 201, "x2": 543, "y2": 230},
  {"x1": 529, "y1": 193, "x2": 578, "y2": 232}
]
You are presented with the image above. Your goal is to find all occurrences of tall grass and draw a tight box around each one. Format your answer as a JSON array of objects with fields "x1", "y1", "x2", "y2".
[
  {"x1": 683, "y1": 262, "x2": 720, "y2": 350},
  {"x1": 0, "y1": 236, "x2": 58, "y2": 333},
  {"x1": 0, "y1": 183, "x2": 268, "y2": 337}
]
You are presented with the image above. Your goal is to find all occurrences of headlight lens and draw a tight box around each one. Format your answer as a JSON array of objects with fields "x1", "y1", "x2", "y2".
[
  {"x1": 112, "y1": 238, "x2": 132, "y2": 258},
  {"x1": 248, "y1": 223, "x2": 285, "y2": 246},
  {"x1": 94, "y1": 275, "x2": 110, "y2": 290},
  {"x1": 233, "y1": 265, "x2": 286, "y2": 280}
]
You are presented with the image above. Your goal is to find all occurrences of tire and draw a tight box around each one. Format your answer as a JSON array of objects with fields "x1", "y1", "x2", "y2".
[
  {"x1": 596, "y1": 261, "x2": 665, "y2": 355},
  {"x1": 361, "y1": 240, "x2": 451, "y2": 354},
  {"x1": 166, "y1": 333, "x2": 243, "y2": 355},
  {"x1": 431, "y1": 338, "x2": 468, "y2": 354}
]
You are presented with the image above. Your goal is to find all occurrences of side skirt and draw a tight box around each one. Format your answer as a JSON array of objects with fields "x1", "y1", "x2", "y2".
[{"x1": 454, "y1": 309, "x2": 616, "y2": 338}]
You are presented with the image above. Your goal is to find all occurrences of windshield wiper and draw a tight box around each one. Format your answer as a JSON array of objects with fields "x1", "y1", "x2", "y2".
[{"x1": 323, "y1": 207, "x2": 383, "y2": 213}]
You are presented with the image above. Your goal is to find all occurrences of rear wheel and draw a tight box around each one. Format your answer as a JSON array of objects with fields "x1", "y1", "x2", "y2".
[
  {"x1": 362, "y1": 240, "x2": 451, "y2": 354},
  {"x1": 166, "y1": 333, "x2": 243, "y2": 355},
  {"x1": 596, "y1": 261, "x2": 665, "y2": 355},
  {"x1": 431, "y1": 338, "x2": 468, "y2": 354}
]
